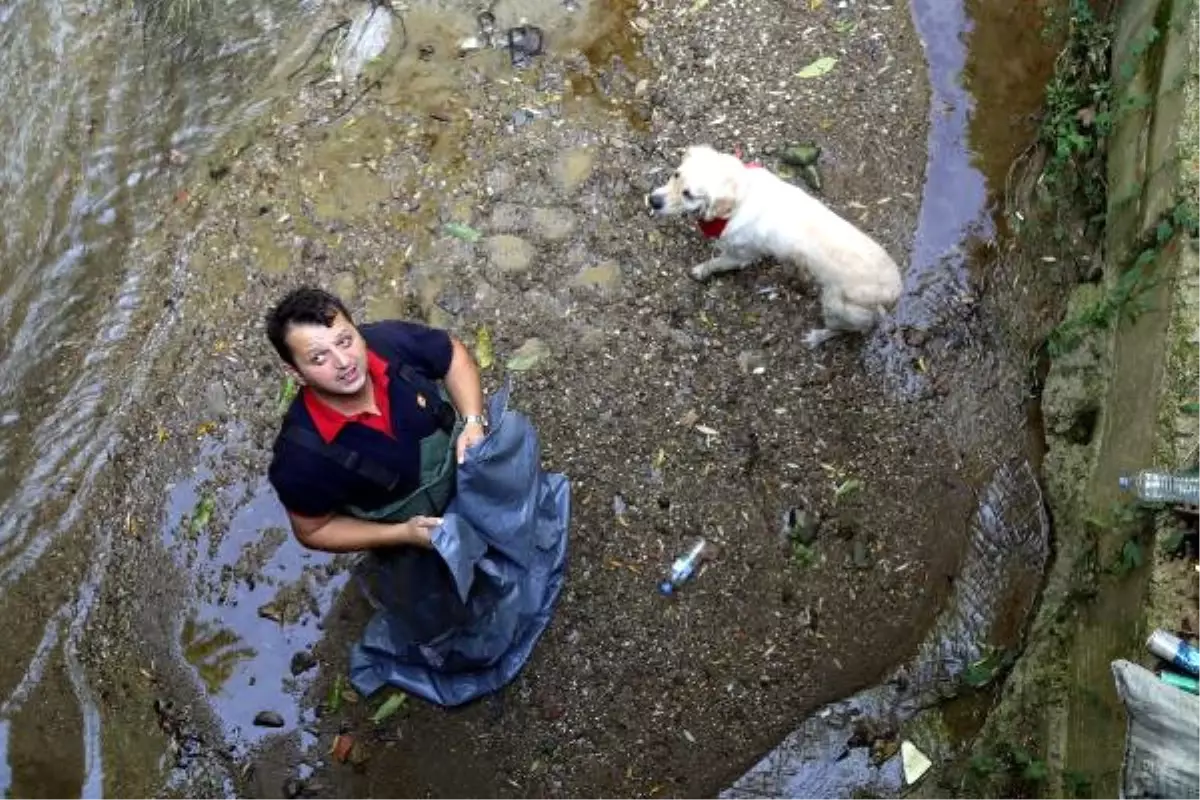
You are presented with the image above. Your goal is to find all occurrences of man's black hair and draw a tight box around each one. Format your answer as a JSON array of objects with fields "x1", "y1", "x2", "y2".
[{"x1": 265, "y1": 286, "x2": 354, "y2": 367}]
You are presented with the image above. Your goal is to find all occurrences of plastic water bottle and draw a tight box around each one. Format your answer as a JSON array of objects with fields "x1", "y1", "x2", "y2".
[
  {"x1": 1118, "y1": 470, "x2": 1200, "y2": 504},
  {"x1": 659, "y1": 538, "x2": 707, "y2": 595}
]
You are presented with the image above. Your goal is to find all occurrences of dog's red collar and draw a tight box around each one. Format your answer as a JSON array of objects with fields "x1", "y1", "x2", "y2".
[{"x1": 697, "y1": 160, "x2": 762, "y2": 239}]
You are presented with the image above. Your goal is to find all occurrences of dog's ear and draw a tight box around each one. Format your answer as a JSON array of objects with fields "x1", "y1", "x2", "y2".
[{"x1": 702, "y1": 175, "x2": 738, "y2": 221}]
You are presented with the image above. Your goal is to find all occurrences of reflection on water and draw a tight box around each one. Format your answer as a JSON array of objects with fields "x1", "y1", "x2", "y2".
[
  {"x1": 160, "y1": 438, "x2": 348, "y2": 741},
  {"x1": 181, "y1": 618, "x2": 258, "y2": 696},
  {"x1": 0, "y1": 0, "x2": 322, "y2": 794}
]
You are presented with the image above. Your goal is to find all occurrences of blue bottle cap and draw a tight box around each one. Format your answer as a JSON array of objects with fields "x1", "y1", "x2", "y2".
[
  {"x1": 659, "y1": 581, "x2": 674, "y2": 595},
  {"x1": 1118, "y1": 473, "x2": 1132, "y2": 490}
]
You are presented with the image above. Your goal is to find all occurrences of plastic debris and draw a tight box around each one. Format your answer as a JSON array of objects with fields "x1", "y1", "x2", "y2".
[
  {"x1": 1147, "y1": 629, "x2": 1200, "y2": 675},
  {"x1": 901, "y1": 740, "x2": 931, "y2": 784},
  {"x1": 660, "y1": 538, "x2": 708, "y2": 595}
]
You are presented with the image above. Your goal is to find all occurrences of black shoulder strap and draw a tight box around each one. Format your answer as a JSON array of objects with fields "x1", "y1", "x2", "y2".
[
  {"x1": 278, "y1": 424, "x2": 402, "y2": 491},
  {"x1": 392, "y1": 362, "x2": 457, "y2": 433}
]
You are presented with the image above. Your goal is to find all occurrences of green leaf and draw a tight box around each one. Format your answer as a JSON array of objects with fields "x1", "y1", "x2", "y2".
[
  {"x1": 371, "y1": 692, "x2": 407, "y2": 723},
  {"x1": 834, "y1": 477, "x2": 863, "y2": 502},
  {"x1": 1161, "y1": 529, "x2": 1186, "y2": 554},
  {"x1": 444, "y1": 222, "x2": 481, "y2": 242},
  {"x1": 276, "y1": 375, "x2": 299, "y2": 414},
  {"x1": 474, "y1": 325, "x2": 494, "y2": 369},
  {"x1": 189, "y1": 494, "x2": 216, "y2": 535},
  {"x1": 1180, "y1": 401, "x2": 1198, "y2": 414},
  {"x1": 1121, "y1": 538, "x2": 1143, "y2": 570},
  {"x1": 328, "y1": 674, "x2": 344, "y2": 714},
  {"x1": 796, "y1": 56, "x2": 837, "y2": 78}
]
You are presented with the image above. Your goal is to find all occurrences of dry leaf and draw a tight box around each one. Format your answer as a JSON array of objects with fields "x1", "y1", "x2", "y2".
[{"x1": 796, "y1": 56, "x2": 837, "y2": 78}]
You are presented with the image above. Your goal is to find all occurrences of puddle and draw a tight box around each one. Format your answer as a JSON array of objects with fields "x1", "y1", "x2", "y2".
[
  {"x1": 723, "y1": 0, "x2": 1064, "y2": 795},
  {"x1": 159, "y1": 432, "x2": 348, "y2": 749},
  {"x1": 868, "y1": 0, "x2": 1061, "y2": 399}
]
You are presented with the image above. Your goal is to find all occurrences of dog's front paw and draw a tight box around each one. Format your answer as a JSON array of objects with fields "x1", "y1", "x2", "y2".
[
  {"x1": 803, "y1": 328, "x2": 835, "y2": 349},
  {"x1": 689, "y1": 263, "x2": 712, "y2": 282}
]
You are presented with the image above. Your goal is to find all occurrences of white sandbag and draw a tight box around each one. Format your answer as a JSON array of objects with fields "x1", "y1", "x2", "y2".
[{"x1": 1111, "y1": 658, "x2": 1200, "y2": 799}]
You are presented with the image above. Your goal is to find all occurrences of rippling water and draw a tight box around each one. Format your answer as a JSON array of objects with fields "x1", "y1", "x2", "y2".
[{"x1": 0, "y1": 0, "x2": 319, "y2": 793}]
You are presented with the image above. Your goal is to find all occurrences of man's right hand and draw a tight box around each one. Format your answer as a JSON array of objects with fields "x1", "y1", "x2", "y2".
[{"x1": 403, "y1": 515, "x2": 443, "y2": 547}]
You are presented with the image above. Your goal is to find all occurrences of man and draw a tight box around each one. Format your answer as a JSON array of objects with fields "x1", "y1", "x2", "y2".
[
  {"x1": 264, "y1": 286, "x2": 571, "y2": 707},
  {"x1": 265, "y1": 286, "x2": 488, "y2": 552}
]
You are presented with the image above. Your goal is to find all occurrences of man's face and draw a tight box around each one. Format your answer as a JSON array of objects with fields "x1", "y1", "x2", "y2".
[{"x1": 284, "y1": 312, "x2": 369, "y2": 396}]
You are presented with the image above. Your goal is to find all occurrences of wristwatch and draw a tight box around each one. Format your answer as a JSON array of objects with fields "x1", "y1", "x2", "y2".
[{"x1": 463, "y1": 414, "x2": 489, "y2": 430}]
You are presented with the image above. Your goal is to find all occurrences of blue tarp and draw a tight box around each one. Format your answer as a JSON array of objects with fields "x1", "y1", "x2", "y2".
[{"x1": 348, "y1": 383, "x2": 571, "y2": 707}]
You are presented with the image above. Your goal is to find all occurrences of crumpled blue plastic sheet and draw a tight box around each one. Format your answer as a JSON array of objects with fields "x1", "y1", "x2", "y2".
[{"x1": 348, "y1": 382, "x2": 571, "y2": 707}]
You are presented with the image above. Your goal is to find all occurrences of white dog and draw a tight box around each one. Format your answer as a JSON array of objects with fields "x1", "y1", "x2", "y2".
[{"x1": 647, "y1": 145, "x2": 903, "y2": 348}]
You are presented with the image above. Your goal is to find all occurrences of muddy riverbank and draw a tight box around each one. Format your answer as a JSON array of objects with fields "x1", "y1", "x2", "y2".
[{"x1": 0, "y1": 0, "x2": 1090, "y2": 795}]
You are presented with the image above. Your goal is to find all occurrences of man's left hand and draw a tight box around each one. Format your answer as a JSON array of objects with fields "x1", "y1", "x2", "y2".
[{"x1": 456, "y1": 421, "x2": 487, "y2": 464}]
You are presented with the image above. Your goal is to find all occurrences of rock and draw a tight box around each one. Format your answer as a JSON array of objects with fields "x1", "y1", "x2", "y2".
[
  {"x1": 332, "y1": 271, "x2": 357, "y2": 303},
  {"x1": 253, "y1": 710, "x2": 286, "y2": 728},
  {"x1": 530, "y1": 207, "x2": 576, "y2": 241},
  {"x1": 552, "y1": 148, "x2": 594, "y2": 194},
  {"x1": 485, "y1": 167, "x2": 517, "y2": 198},
  {"x1": 203, "y1": 382, "x2": 228, "y2": 417},
  {"x1": 489, "y1": 203, "x2": 527, "y2": 233},
  {"x1": 337, "y1": 5, "x2": 393, "y2": 83},
  {"x1": 289, "y1": 650, "x2": 317, "y2": 676},
  {"x1": 572, "y1": 262, "x2": 622, "y2": 294},
  {"x1": 485, "y1": 235, "x2": 535, "y2": 275},
  {"x1": 507, "y1": 338, "x2": 550, "y2": 372}
]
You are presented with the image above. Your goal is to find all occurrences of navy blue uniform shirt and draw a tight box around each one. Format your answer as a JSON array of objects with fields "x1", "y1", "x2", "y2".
[{"x1": 268, "y1": 320, "x2": 453, "y2": 518}]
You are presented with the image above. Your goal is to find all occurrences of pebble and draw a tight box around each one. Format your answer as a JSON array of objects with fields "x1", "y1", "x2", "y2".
[
  {"x1": 552, "y1": 148, "x2": 594, "y2": 194},
  {"x1": 489, "y1": 203, "x2": 527, "y2": 233},
  {"x1": 572, "y1": 262, "x2": 622, "y2": 294},
  {"x1": 485, "y1": 235, "x2": 535, "y2": 275},
  {"x1": 530, "y1": 207, "x2": 576, "y2": 241},
  {"x1": 253, "y1": 710, "x2": 286, "y2": 728},
  {"x1": 289, "y1": 650, "x2": 317, "y2": 676}
]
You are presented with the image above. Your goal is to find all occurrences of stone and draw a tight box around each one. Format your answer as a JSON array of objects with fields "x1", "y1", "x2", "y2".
[
  {"x1": 489, "y1": 203, "x2": 527, "y2": 233},
  {"x1": 553, "y1": 148, "x2": 594, "y2": 194},
  {"x1": 486, "y1": 235, "x2": 535, "y2": 275},
  {"x1": 485, "y1": 167, "x2": 517, "y2": 198},
  {"x1": 289, "y1": 651, "x2": 317, "y2": 676},
  {"x1": 203, "y1": 382, "x2": 229, "y2": 418},
  {"x1": 253, "y1": 710, "x2": 286, "y2": 728},
  {"x1": 507, "y1": 338, "x2": 550, "y2": 372},
  {"x1": 530, "y1": 207, "x2": 576, "y2": 241},
  {"x1": 573, "y1": 262, "x2": 622, "y2": 294}
]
